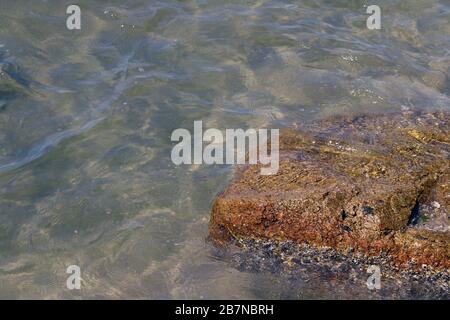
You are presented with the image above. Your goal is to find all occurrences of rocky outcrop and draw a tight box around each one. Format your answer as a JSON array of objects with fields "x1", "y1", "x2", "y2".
[{"x1": 209, "y1": 111, "x2": 450, "y2": 270}]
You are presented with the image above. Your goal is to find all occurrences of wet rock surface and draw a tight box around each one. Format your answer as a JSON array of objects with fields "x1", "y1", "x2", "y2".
[
  {"x1": 212, "y1": 239, "x2": 449, "y2": 299},
  {"x1": 209, "y1": 111, "x2": 450, "y2": 273}
]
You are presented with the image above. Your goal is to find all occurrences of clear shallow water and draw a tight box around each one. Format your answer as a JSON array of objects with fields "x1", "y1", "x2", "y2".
[{"x1": 0, "y1": 0, "x2": 448, "y2": 299}]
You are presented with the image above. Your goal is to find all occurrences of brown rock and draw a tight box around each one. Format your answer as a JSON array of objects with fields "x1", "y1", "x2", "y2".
[{"x1": 209, "y1": 111, "x2": 450, "y2": 270}]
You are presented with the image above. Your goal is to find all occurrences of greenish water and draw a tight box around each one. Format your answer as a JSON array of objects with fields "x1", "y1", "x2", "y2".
[{"x1": 0, "y1": 0, "x2": 448, "y2": 298}]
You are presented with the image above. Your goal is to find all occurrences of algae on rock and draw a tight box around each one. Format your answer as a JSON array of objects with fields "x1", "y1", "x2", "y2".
[{"x1": 209, "y1": 111, "x2": 450, "y2": 270}]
